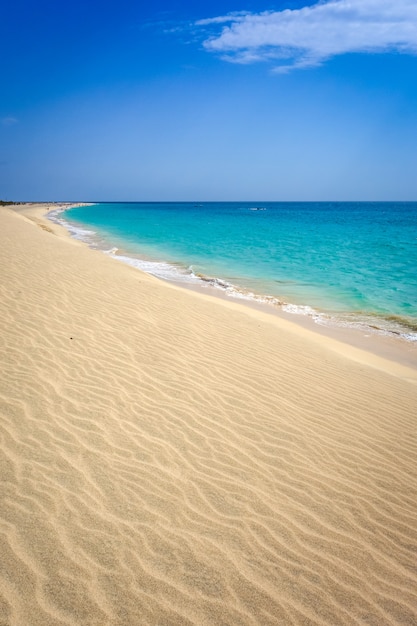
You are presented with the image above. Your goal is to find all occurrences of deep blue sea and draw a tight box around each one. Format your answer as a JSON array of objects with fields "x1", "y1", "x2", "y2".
[{"x1": 51, "y1": 202, "x2": 417, "y2": 341}]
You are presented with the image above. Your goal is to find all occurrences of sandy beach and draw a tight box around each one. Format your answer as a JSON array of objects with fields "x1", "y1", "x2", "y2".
[{"x1": 1, "y1": 204, "x2": 417, "y2": 625}]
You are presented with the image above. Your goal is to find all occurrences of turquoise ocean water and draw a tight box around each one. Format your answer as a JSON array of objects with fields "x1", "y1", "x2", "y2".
[{"x1": 51, "y1": 202, "x2": 417, "y2": 341}]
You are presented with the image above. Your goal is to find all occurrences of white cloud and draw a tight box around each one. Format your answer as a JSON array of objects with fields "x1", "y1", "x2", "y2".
[
  {"x1": 1, "y1": 116, "x2": 18, "y2": 126},
  {"x1": 196, "y1": 12, "x2": 251, "y2": 26},
  {"x1": 196, "y1": 0, "x2": 417, "y2": 72}
]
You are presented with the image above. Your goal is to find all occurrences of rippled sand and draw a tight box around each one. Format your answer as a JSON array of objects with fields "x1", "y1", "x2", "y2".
[{"x1": 1, "y1": 205, "x2": 416, "y2": 626}]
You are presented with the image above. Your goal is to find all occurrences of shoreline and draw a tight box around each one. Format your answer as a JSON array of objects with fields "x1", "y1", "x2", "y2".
[
  {"x1": 1, "y1": 202, "x2": 417, "y2": 624},
  {"x1": 46, "y1": 202, "x2": 417, "y2": 374}
]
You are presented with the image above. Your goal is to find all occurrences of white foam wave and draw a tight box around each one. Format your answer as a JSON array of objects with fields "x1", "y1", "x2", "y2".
[
  {"x1": 189, "y1": 271, "x2": 282, "y2": 304},
  {"x1": 282, "y1": 303, "x2": 317, "y2": 316},
  {"x1": 312, "y1": 312, "x2": 417, "y2": 343},
  {"x1": 110, "y1": 254, "x2": 202, "y2": 284},
  {"x1": 403, "y1": 333, "x2": 417, "y2": 342},
  {"x1": 63, "y1": 221, "x2": 97, "y2": 241},
  {"x1": 48, "y1": 212, "x2": 97, "y2": 243}
]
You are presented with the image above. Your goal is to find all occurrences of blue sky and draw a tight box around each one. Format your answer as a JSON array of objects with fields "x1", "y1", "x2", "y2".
[{"x1": 2, "y1": 0, "x2": 417, "y2": 201}]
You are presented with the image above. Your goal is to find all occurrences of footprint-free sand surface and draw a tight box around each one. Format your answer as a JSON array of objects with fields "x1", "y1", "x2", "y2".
[{"x1": 1, "y1": 205, "x2": 417, "y2": 626}]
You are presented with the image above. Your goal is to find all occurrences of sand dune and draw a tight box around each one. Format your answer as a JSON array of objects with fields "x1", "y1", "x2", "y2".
[{"x1": 1, "y1": 206, "x2": 416, "y2": 625}]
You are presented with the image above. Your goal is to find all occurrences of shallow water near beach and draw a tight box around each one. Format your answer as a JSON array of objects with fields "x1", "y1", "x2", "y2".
[{"x1": 54, "y1": 201, "x2": 417, "y2": 341}]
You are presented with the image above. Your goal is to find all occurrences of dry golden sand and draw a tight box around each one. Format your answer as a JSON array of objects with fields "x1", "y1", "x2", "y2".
[{"x1": 1, "y1": 205, "x2": 417, "y2": 626}]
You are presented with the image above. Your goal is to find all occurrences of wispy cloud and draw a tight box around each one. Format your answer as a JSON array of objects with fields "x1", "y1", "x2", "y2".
[
  {"x1": 196, "y1": 0, "x2": 417, "y2": 72},
  {"x1": 196, "y1": 11, "x2": 250, "y2": 26},
  {"x1": 1, "y1": 116, "x2": 18, "y2": 126}
]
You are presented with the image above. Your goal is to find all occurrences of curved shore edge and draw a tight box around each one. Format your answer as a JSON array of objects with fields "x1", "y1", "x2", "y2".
[
  {"x1": 51, "y1": 203, "x2": 417, "y2": 346},
  {"x1": 1, "y1": 203, "x2": 417, "y2": 626},
  {"x1": 50, "y1": 202, "x2": 417, "y2": 371}
]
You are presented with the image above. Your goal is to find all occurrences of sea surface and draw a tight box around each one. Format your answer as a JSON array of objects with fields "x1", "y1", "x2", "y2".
[{"x1": 50, "y1": 202, "x2": 417, "y2": 341}]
